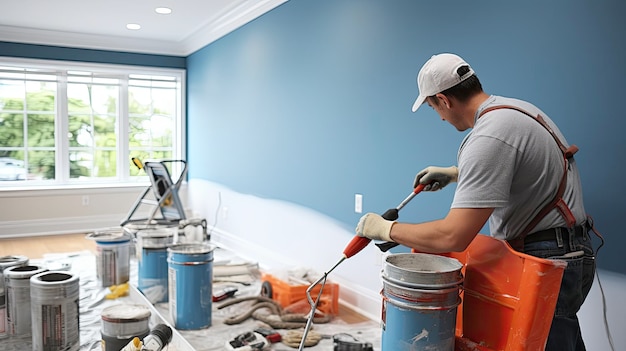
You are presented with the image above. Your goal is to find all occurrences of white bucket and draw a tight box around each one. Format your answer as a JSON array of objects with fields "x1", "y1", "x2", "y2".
[
  {"x1": 4, "y1": 264, "x2": 47, "y2": 336},
  {"x1": 0, "y1": 255, "x2": 28, "y2": 338},
  {"x1": 86, "y1": 229, "x2": 132, "y2": 287},
  {"x1": 30, "y1": 271, "x2": 80, "y2": 351}
]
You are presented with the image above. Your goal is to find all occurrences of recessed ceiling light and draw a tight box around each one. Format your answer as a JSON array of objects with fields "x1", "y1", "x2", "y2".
[
  {"x1": 155, "y1": 7, "x2": 172, "y2": 14},
  {"x1": 126, "y1": 23, "x2": 141, "y2": 30}
]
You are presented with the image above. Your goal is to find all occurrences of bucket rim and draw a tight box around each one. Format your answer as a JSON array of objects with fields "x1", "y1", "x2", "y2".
[
  {"x1": 3, "y1": 264, "x2": 47, "y2": 279},
  {"x1": 86, "y1": 229, "x2": 133, "y2": 243},
  {"x1": 384, "y1": 252, "x2": 463, "y2": 273},
  {"x1": 167, "y1": 243, "x2": 215, "y2": 255},
  {"x1": 30, "y1": 271, "x2": 78, "y2": 285},
  {"x1": 0, "y1": 255, "x2": 28, "y2": 268},
  {"x1": 381, "y1": 271, "x2": 464, "y2": 289}
]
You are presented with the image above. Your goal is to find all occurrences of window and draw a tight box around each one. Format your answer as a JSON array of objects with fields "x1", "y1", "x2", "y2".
[{"x1": 0, "y1": 58, "x2": 185, "y2": 187}]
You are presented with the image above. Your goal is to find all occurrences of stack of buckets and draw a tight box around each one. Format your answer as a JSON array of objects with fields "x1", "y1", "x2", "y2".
[
  {"x1": 1, "y1": 255, "x2": 81, "y2": 351},
  {"x1": 381, "y1": 253, "x2": 463, "y2": 351},
  {"x1": 125, "y1": 221, "x2": 214, "y2": 330},
  {"x1": 88, "y1": 220, "x2": 214, "y2": 333}
]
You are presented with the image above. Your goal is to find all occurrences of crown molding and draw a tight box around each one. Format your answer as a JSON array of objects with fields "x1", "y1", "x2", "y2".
[
  {"x1": 0, "y1": 0, "x2": 288, "y2": 57},
  {"x1": 0, "y1": 25, "x2": 188, "y2": 56},
  {"x1": 179, "y1": 0, "x2": 288, "y2": 55}
]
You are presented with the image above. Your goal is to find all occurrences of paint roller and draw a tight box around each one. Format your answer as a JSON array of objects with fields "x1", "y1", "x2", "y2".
[{"x1": 296, "y1": 184, "x2": 426, "y2": 350}]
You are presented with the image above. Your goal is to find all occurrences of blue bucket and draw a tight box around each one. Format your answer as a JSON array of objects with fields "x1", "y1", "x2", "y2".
[
  {"x1": 167, "y1": 243, "x2": 214, "y2": 329},
  {"x1": 136, "y1": 227, "x2": 175, "y2": 303},
  {"x1": 381, "y1": 253, "x2": 463, "y2": 351}
]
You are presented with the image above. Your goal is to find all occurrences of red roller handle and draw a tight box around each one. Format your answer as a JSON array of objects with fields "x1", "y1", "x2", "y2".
[
  {"x1": 413, "y1": 183, "x2": 426, "y2": 193},
  {"x1": 343, "y1": 235, "x2": 371, "y2": 259}
]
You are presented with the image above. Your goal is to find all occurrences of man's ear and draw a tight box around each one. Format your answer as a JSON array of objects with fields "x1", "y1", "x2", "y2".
[{"x1": 435, "y1": 93, "x2": 451, "y2": 109}]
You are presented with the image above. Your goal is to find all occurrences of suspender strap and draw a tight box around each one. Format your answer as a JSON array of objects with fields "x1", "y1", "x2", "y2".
[
  {"x1": 478, "y1": 105, "x2": 578, "y2": 248},
  {"x1": 480, "y1": 105, "x2": 579, "y2": 158}
]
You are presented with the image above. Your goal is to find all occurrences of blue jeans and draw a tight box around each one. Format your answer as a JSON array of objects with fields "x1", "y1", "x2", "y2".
[{"x1": 522, "y1": 227, "x2": 595, "y2": 351}]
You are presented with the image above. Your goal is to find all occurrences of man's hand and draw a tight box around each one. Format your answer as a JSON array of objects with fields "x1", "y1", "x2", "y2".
[
  {"x1": 355, "y1": 213, "x2": 395, "y2": 242},
  {"x1": 414, "y1": 166, "x2": 458, "y2": 191}
]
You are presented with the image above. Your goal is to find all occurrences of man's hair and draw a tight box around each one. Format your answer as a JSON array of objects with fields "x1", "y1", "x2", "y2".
[{"x1": 429, "y1": 65, "x2": 483, "y2": 105}]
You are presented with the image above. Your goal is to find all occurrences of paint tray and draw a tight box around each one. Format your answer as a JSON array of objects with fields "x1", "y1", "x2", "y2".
[{"x1": 261, "y1": 273, "x2": 340, "y2": 316}]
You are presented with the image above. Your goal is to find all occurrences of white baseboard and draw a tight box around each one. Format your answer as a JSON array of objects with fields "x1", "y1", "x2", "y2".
[{"x1": 0, "y1": 214, "x2": 124, "y2": 238}]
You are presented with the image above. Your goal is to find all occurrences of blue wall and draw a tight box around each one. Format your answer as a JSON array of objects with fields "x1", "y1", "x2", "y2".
[{"x1": 187, "y1": 0, "x2": 626, "y2": 274}]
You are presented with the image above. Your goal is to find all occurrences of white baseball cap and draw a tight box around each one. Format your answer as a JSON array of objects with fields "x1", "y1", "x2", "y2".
[{"x1": 411, "y1": 53, "x2": 475, "y2": 112}]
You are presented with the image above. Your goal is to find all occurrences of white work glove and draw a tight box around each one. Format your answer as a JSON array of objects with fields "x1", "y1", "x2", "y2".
[
  {"x1": 355, "y1": 213, "x2": 395, "y2": 242},
  {"x1": 413, "y1": 166, "x2": 458, "y2": 191}
]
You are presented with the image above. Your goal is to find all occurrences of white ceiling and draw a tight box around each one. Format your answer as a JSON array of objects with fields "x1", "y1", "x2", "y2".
[{"x1": 0, "y1": 0, "x2": 287, "y2": 56}]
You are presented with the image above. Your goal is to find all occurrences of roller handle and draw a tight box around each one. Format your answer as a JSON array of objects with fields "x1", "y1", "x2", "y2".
[
  {"x1": 375, "y1": 183, "x2": 426, "y2": 252},
  {"x1": 343, "y1": 235, "x2": 371, "y2": 259},
  {"x1": 344, "y1": 184, "x2": 427, "y2": 258},
  {"x1": 375, "y1": 240, "x2": 398, "y2": 252}
]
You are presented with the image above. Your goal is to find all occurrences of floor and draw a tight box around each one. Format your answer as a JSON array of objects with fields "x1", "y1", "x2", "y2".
[{"x1": 0, "y1": 233, "x2": 96, "y2": 259}]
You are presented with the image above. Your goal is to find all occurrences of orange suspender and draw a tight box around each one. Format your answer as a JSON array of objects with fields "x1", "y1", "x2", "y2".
[{"x1": 478, "y1": 105, "x2": 579, "y2": 245}]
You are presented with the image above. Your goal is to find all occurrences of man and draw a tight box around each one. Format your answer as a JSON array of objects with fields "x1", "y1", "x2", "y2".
[{"x1": 356, "y1": 53, "x2": 595, "y2": 350}]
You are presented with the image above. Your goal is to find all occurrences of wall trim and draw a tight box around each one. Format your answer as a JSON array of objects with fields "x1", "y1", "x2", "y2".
[{"x1": 0, "y1": 214, "x2": 124, "y2": 238}]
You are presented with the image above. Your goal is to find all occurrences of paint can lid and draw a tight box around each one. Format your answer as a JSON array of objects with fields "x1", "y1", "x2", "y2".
[
  {"x1": 86, "y1": 228, "x2": 133, "y2": 243},
  {"x1": 101, "y1": 304, "x2": 151, "y2": 337},
  {"x1": 101, "y1": 304, "x2": 151, "y2": 322}
]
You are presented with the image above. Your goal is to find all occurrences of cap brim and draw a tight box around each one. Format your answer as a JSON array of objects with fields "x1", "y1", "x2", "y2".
[{"x1": 411, "y1": 94, "x2": 427, "y2": 113}]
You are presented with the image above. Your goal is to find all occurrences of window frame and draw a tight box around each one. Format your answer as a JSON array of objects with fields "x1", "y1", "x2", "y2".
[{"x1": 0, "y1": 57, "x2": 186, "y2": 191}]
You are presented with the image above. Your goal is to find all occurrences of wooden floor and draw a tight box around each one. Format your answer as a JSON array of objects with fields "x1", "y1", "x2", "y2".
[{"x1": 0, "y1": 233, "x2": 97, "y2": 259}]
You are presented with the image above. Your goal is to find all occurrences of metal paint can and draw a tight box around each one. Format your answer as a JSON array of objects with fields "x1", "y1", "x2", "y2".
[
  {"x1": 123, "y1": 221, "x2": 179, "y2": 239},
  {"x1": 0, "y1": 255, "x2": 28, "y2": 339},
  {"x1": 123, "y1": 222, "x2": 178, "y2": 261},
  {"x1": 381, "y1": 253, "x2": 463, "y2": 351},
  {"x1": 4, "y1": 264, "x2": 47, "y2": 336},
  {"x1": 167, "y1": 243, "x2": 214, "y2": 329},
  {"x1": 86, "y1": 228, "x2": 132, "y2": 287},
  {"x1": 30, "y1": 271, "x2": 80, "y2": 351},
  {"x1": 136, "y1": 227, "x2": 175, "y2": 303},
  {"x1": 100, "y1": 304, "x2": 151, "y2": 351},
  {"x1": 176, "y1": 218, "x2": 208, "y2": 243}
]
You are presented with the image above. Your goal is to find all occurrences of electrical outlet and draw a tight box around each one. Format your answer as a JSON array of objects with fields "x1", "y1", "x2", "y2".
[
  {"x1": 222, "y1": 206, "x2": 229, "y2": 220},
  {"x1": 355, "y1": 194, "x2": 363, "y2": 213},
  {"x1": 82, "y1": 195, "x2": 89, "y2": 206}
]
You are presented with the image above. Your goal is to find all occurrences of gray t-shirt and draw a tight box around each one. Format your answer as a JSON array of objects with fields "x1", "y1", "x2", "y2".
[{"x1": 451, "y1": 95, "x2": 586, "y2": 240}]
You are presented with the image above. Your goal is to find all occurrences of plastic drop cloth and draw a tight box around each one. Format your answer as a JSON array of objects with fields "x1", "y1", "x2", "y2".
[{"x1": 1, "y1": 247, "x2": 381, "y2": 351}]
